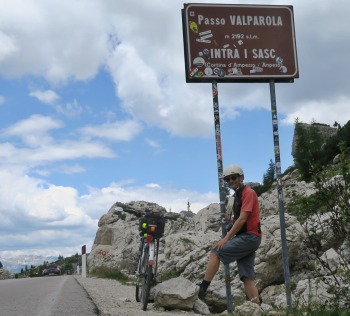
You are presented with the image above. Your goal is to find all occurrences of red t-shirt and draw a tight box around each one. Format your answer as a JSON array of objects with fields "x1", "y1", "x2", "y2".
[{"x1": 241, "y1": 186, "x2": 262, "y2": 238}]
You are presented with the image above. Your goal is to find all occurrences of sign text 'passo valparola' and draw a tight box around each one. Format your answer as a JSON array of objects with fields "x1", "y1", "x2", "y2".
[{"x1": 197, "y1": 15, "x2": 283, "y2": 26}]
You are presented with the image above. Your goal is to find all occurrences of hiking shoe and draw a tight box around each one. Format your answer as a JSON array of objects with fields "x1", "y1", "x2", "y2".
[{"x1": 197, "y1": 284, "x2": 207, "y2": 300}]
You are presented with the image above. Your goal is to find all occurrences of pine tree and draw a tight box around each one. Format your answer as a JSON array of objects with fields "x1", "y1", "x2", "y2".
[
  {"x1": 252, "y1": 159, "x2": 277, "y2": 196},
  {"x1": 263, "y1": 159, "x2": 276, "y2": 187}
]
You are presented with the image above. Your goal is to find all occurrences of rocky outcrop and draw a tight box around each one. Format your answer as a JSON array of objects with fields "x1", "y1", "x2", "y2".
[
  {"x1": 88, "y1": 175, "x2": 348, "y2": 312},
  {"x1": 254, "y1": 214, "x2": 305, "y2": 289},
  {"x1": 291, "y1": 123, "x2": 337, "y2": 157},
  {"x1": 259, "y1": 170, "x2": 316, "y2": 218}
]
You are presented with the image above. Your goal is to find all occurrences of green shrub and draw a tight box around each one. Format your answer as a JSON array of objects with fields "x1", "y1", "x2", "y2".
[{"x1": 286, "y1": 192, "x2": 326, "y2": 223}]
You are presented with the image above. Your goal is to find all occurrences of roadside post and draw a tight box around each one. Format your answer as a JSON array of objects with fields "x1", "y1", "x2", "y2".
[
  {"x1": 82, "y1": 245, "x2": 87, "y2": 278},
  {"x1": 182, "y1": 3, "x2": 298, "y2": 311}
]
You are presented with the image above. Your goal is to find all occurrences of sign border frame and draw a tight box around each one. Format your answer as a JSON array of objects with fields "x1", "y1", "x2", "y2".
[{"x1": 182, "y1": 3, "x2": 299, "y2": 83}]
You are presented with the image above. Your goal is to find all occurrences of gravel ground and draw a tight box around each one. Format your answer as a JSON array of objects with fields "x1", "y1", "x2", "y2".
[{"x1": 75, "y1": 276, "x2": 201, "y2": 316}]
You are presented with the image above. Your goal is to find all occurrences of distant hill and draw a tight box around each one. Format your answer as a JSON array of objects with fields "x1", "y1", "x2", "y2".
[{"x1": 0, "y1": 254, "x2": 58, "y2": 273}]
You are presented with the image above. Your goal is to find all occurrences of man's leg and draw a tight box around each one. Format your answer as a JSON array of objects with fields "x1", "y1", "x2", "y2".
[
  {"x1": 203, "y1": 251, "x2": 220, "y2": 281},
  {"x1": 242, "y1": 277, "x2": 260, "y2": 304},
  {"x1": 198, "y1": 251, "x2": 220, "y2": 298}
]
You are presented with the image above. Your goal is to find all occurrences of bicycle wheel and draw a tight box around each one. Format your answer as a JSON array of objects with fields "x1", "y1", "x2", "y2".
[
  {"x1": 135, "y1": 259, "x2": 141, "y2": 302},
  {"x1": 140, "y1": 246, "x2": 152, "y2": 311},
  {"x1": 135, "y1": 239, "x2": 144, "y2": 302}
]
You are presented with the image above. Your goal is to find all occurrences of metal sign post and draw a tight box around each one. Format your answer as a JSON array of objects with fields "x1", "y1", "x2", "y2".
[
  {"x1": 211, "y1": 81, "x2": 233, "y2": 313},
  {"x1": 269, "y1": 80, "x2": 292, "y2": 310},
  {"x1": 182, "y1": 4, "x2": 298, "y2": 311}
]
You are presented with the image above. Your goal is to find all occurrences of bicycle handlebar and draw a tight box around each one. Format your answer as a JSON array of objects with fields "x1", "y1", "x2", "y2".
[{"x1": 114, "y1": 205, "x2": 179, "y2": 220}]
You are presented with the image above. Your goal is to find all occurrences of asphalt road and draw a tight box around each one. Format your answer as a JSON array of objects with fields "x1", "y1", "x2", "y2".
[{"x1": 0, "y1": 275, "x2": 99, "y2": 316}]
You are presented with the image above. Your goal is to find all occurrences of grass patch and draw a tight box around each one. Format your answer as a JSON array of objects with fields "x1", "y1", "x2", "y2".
[
  {"x1": 180, "y1": 237, "x2": 194, "y2": 245},
  {"x1": 90, "y1": 267, "x2": 133, "y2": 284}
]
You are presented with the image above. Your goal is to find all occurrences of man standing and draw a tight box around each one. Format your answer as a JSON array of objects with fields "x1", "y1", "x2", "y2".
[{"x1": 198, "y1": 164, "x2": 262, "y2": 304}]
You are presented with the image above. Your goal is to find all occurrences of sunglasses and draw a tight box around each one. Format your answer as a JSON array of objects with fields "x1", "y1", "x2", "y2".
[{"x1": 224, "y1": 175, "x2": 239, "y2": 182}]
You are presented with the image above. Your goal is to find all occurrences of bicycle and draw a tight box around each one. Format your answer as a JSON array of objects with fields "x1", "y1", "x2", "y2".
[{"x1": 114, "y1": 205, "x2": 178, "y2": 311}]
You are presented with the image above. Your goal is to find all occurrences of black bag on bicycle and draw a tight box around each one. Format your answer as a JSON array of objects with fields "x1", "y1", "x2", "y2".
[{"x1": 139, "y1": 217, "x2": 166, "y2": 239}]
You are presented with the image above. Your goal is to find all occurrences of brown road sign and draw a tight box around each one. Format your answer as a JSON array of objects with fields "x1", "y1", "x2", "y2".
[{"x1": 182, "y1": 4, "x2": 299, "y2": 83}]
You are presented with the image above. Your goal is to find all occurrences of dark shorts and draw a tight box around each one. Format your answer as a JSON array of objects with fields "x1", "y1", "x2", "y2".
[{"x1": 211, "y1": 232, "x2": 261, "y2": 280}]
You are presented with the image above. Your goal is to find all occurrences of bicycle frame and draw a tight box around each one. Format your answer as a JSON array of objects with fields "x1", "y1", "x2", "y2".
[
  {"x1": 135, "y1": 233, "x2": 160, "y2": 310},
  {"x1": 147, "y1": 233, "x2": 156, "y2": 266},
  {"x1": 142, "y1": 234, "x2": 160, "y2": 274}
]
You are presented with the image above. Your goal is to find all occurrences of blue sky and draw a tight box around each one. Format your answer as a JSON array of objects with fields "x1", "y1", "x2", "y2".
[{"x1": 0, "y1": 0, "x2": 350, "y2": 261}]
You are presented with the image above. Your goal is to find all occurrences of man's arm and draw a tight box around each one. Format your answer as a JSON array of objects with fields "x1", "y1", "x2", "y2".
[
  {"x1": 215, "y1": 211, "x2": 250, "y2": 250},
  {"x1": 225, "y1": 211, "x2": 250, "y2": 239}
]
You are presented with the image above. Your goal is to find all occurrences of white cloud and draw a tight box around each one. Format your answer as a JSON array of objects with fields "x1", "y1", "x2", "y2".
[
  {"x1": 0, "y1": 165, "x2": 217, "y2": 254},
  {"x1": 146, "y1": 183, "x2": 161, "y2": 189},
  {"x1": 0, "y1": 115, "x2": 116, "y2": 168},
  {"x1": 0, "y1": 142, "x2": 115, "y2": 168},
  {"x1": 2, "y1": 115, "x2": 61, "y2": 137},
  {"x1": 80, "y1": 119, "x2": 142, "y2": 141},
  {"x1": 281, "y1": 95, "x2": 350, "y2": 126},
  {"x1": 28, "y1": 92, "x2": 85, "y2": 117},
  {"x1": 0, "y1": 31, "x2": 18, "y2": 61},
  {"x1": 0, "y1": 169, "x2": 97, "y2": 251},
  {"x1": 58, "y1": 164, "x2": 86, "y2": 175},
  {"x1": 81, "y1": 181, "x2": 217, "y2": 216},
  {"x1": 29, "y1": 89, "x2": 59, "y2": 105},
  {"x1": 0, "y1": 0, "x2": 110, "y2": 83},
  {"x1": 55, "y1": 99, "x2": 85, "y2": 117},
  {"x1": 1, "y1": 115, "x2": 62, "y2": 147},
  {"x1": 146, "y1": 138, "x2": 160, "y2": 149},
  {"x1": 27, "y1": 142, "x2": 115, "y2": 163}
]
